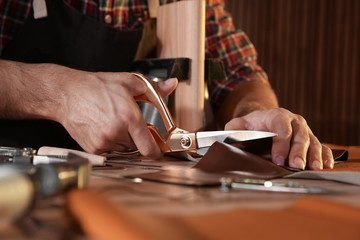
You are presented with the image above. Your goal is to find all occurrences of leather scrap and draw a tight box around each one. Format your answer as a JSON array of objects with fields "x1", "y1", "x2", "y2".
[
  {"x1": 128, "y1": 142, "x2": 351, "y2": 186},
  {"x1": 193, "y1": 142, "x2": 290, "y2": 179}
]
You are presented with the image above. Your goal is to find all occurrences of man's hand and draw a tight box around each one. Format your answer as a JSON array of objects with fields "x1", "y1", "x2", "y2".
[
  {"x1": 216, "y1": 80, "x2": 333, "y2": 170},
  {"x1": 225, "y1": 108, "x2": 334, "y2": 170},
  {"x1": 56, "y1": 70, "x2": 177, "y2": 157},
  {"x1": 0, "y1": 60, "x2": 177, "y2": 158}
]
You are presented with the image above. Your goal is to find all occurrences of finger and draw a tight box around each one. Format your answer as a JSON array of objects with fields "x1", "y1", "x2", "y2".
[
  {"x1": 224, "y1": 117, "x2": 249, "y2": 130},
  {"x1": 84, "y1": 130, "x2": 135, "y2": 155},
  {"x1": 108, "y1": 134, "x2": 138, "y2": 152},
  {"x1": 129, "y1": 123, "x2": 162, "y2": 158},
  {"x1": 105, "y1": 73, "x2": 161, "y2": 157},
  {"x1": 227, "y1": 110, "x2": 271, "y2": 131},
  {"x1": 87, "y1": 115, "x2": 137, "y2": 154},
  {"x1": 322, "y1": 145, "x2": 334, "y2": 169},
  {"x1": 126, "y1": 99, "x2": 162, "y2": 158},
  {"x1": 157, "y1": 78, "x2": 178, "y2": 98},
  {"x1": 268, "y1": 114, "x2": 293, "y2": 166},
  {"x1": 227, "y1": 110, "x2": 292, "y2": 166},
  {"x1": 287, "y1": 117, "x2": 310, "y2": 170},
  {"x1": 306, "y1": 134, "x2": 323, "y2": 170}
]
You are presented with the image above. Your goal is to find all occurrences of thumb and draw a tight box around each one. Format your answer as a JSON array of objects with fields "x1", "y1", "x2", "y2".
[{"x1": 157, "y1": 78, "x2": 178, "y2": 98}]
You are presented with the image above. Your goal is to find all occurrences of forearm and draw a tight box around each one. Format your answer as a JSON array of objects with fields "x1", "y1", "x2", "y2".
[
  {"x1": 216, "y1": 80, "x2": 279, "y2": 128},
  {"x1": 0, "y1": 59, "x2": 60, "y2": 120}
]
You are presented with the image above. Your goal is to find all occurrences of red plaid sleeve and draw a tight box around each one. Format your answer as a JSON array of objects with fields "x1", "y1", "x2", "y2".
[{"x1": 205, "y1": 0, "x2": 269, "y2": 110}]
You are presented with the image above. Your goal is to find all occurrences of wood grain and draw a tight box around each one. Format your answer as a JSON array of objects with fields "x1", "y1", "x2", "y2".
[
  {"x1": 157, "y1": 0, "x2": 205, "y2": 132},
  {"x1": 225, "y1": 0, "x2": 360, "y2": 145}
]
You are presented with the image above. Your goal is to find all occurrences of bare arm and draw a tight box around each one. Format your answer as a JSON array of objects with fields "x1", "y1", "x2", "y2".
[
  {"x1": 216, "y1": 81, "x2": 278, "y2": 128},
  {"x1": 0, "y1": 60, "x2": 60, "y2": 119},
  {"x1": 0, "y1": 59, "x2": 177, "y2": 157}
]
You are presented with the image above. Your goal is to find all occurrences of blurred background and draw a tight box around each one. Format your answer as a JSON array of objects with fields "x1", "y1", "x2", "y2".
[{"x1": 224, "y1": 0, "x2": 360, "y2": 146}]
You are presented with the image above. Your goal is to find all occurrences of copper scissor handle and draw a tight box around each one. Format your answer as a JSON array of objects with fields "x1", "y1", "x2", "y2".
[
  {"x1": 131, "y1": 73, "x2": 194, "y2": 153},
  {"x1": 131, "y1": 72, "x2": 177, "y2": 133},
  {"x1": 107, "y1": 73, "x2": 201, "y2": 160}
]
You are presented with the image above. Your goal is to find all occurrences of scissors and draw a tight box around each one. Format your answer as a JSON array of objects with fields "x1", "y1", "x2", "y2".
[{"x1": 131, "y1": 72, "x2": 277, "y2": 159}]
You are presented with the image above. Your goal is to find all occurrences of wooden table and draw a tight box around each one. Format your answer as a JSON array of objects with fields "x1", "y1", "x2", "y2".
[{"x1": 1, "y1": 145, "x2": 360, "y2": 239}]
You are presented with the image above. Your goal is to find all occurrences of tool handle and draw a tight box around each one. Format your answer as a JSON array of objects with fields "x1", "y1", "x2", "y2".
[
  {"x1": 131, "y1": 72, "x2": 177, "y2": 133},
  {"x1": 37, "y1": 146, "x2": 105, "y2": 166},
  {"x1": 0, "y1": 167, "x2": 34, "y2": 223}
]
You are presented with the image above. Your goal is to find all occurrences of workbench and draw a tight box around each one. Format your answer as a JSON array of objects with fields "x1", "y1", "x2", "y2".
[{"x1": 1, "y1": 145, "x2": 360, "y2": 240}]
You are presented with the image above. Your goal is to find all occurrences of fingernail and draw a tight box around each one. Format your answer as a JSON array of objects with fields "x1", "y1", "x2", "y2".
[
  {"x1": 274, "y1": 155, "x2": 286, "y2": 166},
  {"x1": 164, "y1": 78, "x2": 177, "y2": 85},
  {"x1": 324, "y1": 159, "x2": 334, "y2": 169},
  {"x1": 293, "y1": 157, "x2": 305, "y2": 170},
  {"x1": 312, "y1": 160, "x2": 323, "y2": 170}
]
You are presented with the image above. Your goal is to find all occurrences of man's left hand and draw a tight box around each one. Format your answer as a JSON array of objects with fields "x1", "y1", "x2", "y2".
[{"x1": 225, "y1": 108, "x2": 334, "y2": 170}]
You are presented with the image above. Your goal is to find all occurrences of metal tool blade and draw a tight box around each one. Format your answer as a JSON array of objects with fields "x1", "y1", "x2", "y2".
[
  {"x1": 32, "y1": 155, "x2": 67, "y2": 165},
  {"x1": 220, "y1": 178, "x2": 333, "y2": 194},
  {"x1": 196, "y1": 130, "x2": 277, "y2": 149}
]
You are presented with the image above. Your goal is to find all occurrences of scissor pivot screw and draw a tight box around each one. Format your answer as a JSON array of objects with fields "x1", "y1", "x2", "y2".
[{"x1": 180, "y1": 136, "x2": 192, "y2": 149}]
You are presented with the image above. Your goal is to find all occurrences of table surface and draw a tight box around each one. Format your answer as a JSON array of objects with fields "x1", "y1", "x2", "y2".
[{"x1": 2, "y1": 144, "x2": 360, "y2": 239}]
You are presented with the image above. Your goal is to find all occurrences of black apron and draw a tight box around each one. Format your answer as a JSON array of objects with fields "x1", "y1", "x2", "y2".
[{"x1": 0, "y1": 0, "x2": 148, "y2": 150}]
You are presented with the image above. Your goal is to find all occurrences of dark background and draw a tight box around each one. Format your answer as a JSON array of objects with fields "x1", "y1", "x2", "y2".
[{"x1": 224, "y1": 0, "x2": 360, "y2": 145}]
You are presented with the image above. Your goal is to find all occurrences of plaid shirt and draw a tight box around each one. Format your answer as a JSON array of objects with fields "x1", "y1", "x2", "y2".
[{"x1": 0, "y1": 0, "x2": 268, "y2": 109}]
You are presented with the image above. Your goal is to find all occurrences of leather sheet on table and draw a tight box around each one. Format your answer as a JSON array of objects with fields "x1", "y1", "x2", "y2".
[
  {"x1": 129, "y1": 141, "x2": 357, "y2": 186},
  {"x1": 192, "y1": 141, "x2": 291, "y2": 179},
  {"x1": 285, "y1": 149, "x2": 360, "y2": 185},
  {"x1": 127, "y1": 141, "x2": 290, "y2": 186},
  {"x1": 196, "y1": 142, "x2": 358, "y2": 185}
]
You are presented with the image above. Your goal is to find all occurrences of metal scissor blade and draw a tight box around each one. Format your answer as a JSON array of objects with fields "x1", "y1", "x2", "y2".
[{"x1": 196, "y1": 130, "x2": 277, "y2": 149}]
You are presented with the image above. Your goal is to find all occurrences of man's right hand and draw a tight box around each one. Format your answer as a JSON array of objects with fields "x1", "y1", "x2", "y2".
[{"x1": 0, "y1": 60, "x2": 178, "y2": 158}]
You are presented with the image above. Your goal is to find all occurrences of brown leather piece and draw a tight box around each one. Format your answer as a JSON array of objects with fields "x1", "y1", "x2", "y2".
[
  {"x1": 127, "y1": 167, "x2": 225, "y2": 187},
  {"x1": 194, "y1": 141, "x2": 348, "y2": 174},
  {"x1": 128, "y1": 142, "x2": 290, "y2": 186},
  {"x1": 67, "y1": 189, "x2": 360, "y2": 240},
  {"x1": 193, "y1": 142, "x2": 291, "y2": 179},
  {"x1": 129, "y1": 142, "x2": 349, "y2": 186}
]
